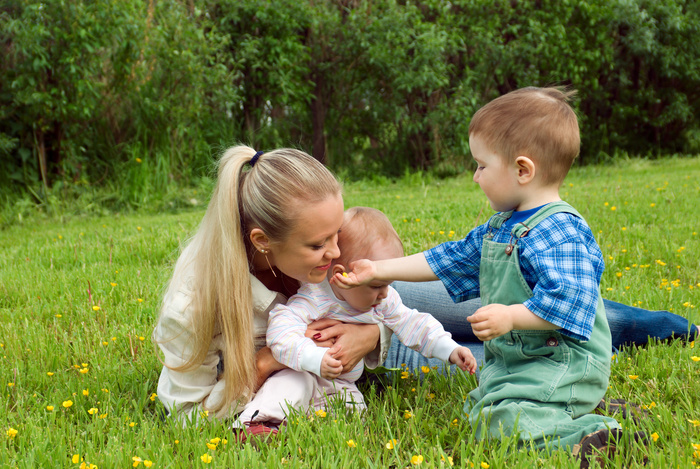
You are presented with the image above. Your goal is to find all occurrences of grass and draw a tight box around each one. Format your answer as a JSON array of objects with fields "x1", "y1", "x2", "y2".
[{"x1": 1, "y1": 157, "x2": 699, "y2": 468}]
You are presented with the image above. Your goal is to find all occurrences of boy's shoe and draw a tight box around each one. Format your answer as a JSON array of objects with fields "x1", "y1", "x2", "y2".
[
  {"x1": 572, "y1": 428, "x2": 648, "y2": 469},
  {"x1": 594, "y1": 398, "x2": 649, "y2": 423}
]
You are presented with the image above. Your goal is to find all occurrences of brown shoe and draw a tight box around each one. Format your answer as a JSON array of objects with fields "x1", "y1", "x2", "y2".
[
  {"x1": 594, "y1": 398, "x2": 649, "y2": 423},
  {"x1": 573, "y1": 428, "x2": 648, "y2": 468}
]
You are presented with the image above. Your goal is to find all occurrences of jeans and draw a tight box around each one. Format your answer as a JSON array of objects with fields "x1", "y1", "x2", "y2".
[{"x1": 387, "y1": 281, "x2": 698, "y2": 372}]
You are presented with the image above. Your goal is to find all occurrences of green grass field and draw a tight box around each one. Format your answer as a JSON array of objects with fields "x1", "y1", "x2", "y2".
[{"x1": 1, "y1": 158, "x2": 698, "y2": 468}]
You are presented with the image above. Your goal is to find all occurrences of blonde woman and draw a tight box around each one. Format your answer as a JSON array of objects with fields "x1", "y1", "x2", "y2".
[{"x1": 153, "y1": 146, "x2": 387, "y2": 427}]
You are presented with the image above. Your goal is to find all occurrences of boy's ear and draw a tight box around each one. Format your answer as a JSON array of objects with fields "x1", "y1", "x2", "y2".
[
  {"x1": 331, "y1": 264, "x2": 347, "y2": 277},
  {"x1": 514, "y1": 156, "x2": 536, "y2": 183},
  {"x1": 249, "y1": 228, "x2": 270, "y2": 252}
]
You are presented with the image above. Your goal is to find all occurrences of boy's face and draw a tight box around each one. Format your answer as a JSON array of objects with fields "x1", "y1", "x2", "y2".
[{"x1": 470, "y1": 134, "x2": 522, "y2": 212}]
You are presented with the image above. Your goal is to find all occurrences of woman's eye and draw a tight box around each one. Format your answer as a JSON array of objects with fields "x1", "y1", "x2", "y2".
[{"x1": 312, "y1": 244, "x2": 325, "y2": 250}]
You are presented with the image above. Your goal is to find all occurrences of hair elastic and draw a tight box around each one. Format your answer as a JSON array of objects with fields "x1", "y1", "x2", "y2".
[{"x1": 250, "y1": 150, "x2": 264, "y2": 167}]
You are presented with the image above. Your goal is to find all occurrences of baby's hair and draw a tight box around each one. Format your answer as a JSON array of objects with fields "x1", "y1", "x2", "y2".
[
  {"x1": 337, "y1": 207, "x2": 404, "y2": 265},
  {"x1": 157, "y1": 145, "x2": 340, "y2": 414},
  {"x1": 469, "y1": 86, "x2": 580, "y2": 185}
]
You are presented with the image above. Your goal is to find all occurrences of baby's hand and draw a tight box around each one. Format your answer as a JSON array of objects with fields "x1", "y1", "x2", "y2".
[
  {"x1": 449, "y1": 346, "x2": 478, "y2": 375},
  {"x1": 331, "y1": 259, "x2": 377, "y2": 289},
  {"x1": 320, "y1": 344, "x2": 343, "y2": 380}
]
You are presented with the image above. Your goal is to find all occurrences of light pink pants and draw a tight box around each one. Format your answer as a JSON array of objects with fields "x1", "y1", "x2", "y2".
[{"x1": 236, "y1": 369, "x2": 365, "y2": 426}]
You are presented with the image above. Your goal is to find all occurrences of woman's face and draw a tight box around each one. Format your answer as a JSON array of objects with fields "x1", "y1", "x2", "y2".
[{"x1": 268, "y1": 193, "x2": 344, "y2": 284}]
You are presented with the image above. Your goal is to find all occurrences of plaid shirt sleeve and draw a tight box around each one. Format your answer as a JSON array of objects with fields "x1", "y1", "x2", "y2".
[
  {"x1": 519, "y1": 214, "x2": 604, "y2": 341},
  {"x1": 423, "y1": 224, "x2": 488, "y2": 303}
]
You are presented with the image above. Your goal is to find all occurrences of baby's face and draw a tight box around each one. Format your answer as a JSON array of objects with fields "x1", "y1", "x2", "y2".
[{"x1": 340, "y1": 280, "x2": 392, "y2": 312}]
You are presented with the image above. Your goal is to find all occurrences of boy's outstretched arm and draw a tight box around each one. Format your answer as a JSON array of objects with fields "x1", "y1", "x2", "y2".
[
  {"x1": 332, "y1": 253, "x2": 438, "y2": 288},
  {"x1": 467, "y1": 303, "x2": 558, "y2": 341}
]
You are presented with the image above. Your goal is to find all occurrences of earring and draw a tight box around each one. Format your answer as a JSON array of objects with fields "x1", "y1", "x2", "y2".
[{"x1": 259, "y1": 249, "x2": 277, "y2": 277}]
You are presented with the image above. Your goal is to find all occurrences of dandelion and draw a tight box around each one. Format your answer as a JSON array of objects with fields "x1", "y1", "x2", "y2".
[
  {"x1": 691, "y1": 357, "x2": 700, "y2": 362},
  {"x1": 144, "y1": 462, "x2": 153, "y2": 468},
  {"x1": 481, "y1": 463, "x2": 490, "y2": 469},
  {"x1": 72, "y1": 454, "x2": 82, "y2": 464},
  {"x1": 63, "y1": 400, "x2": 74, "y2": 408},
  {"x1": 92, "y1": 305, "x2": 100, "y2": 311},
  {"x1": 385, "y1": 439, "x2": 397, "y2": 449},
  {"x1": 210, "y1": 438, "x2": 221, "y2": 445},
  {"x1": 650, "y1": 203, "x2": 656, "y2": 207},
  {"x1": 83, "y1": 389, "x2": 89, "y2": 396},
  {"x1": 401, "y1": 371, "x2": 410, "y2": 379},
  {"x1": 628, "y1": 375, "x2": 639, "y2": 380},
  {"x1": 110, "y1": 282, "x2": 117, "y2": 287},
  {"x1": 129, "y1": 422, "x2": 137, "y2": 427},
  {"x1": 411, "y1": 455, "x2": 424, "y2": 465},
  {"x1": 137, "y1": 298, "x2": 144, "y2": 303},
  {"x1": 137, "y1": 226, "x2": 142, "y2": 231},
  {"x1": 150, "y1": 393, "x2": 157, "y2": 402},
  {"x1": 47, "y1": 405, "x2": 54, "y2": 411},
  {"x1": 132, "y1": 456, "x2": 143, "y2": 467},
  {"x1": 6, "y1": 428, "x2": 18, "y2": 439},
  {"x1": 651, "y1": 432, "x2": 659, "y2": 442},
  {"x1": 404, "y1": 411, "x2": 413, "y2": 419},
  {"x1": 421, "y1": 366, "x2": 430, "y2": 374},
  {"x1": 139, "y1": 336, "x2": 145, "y2": 341},
  {"x1": 102, "y1": 341, "x2": 109, "y2": 346},
  {"x1": 315, "y1": 409, "x2": 327, "y2": 418},
  {"x1": 7, "y1": 382, "x2": 14, "y2": 387},
  {"x1": 79, "y1": 368, "x2": 89, "y2": 374},
  {"x1": 88, "y1": 408, "x2": 98, "y2": 415},
  {"x1": 206, "y1": 443, "x2": 217, "y2": 450},
  {"x1": 611, "y1": 206, "x2": 617, "y2": 211},
  {"x1": 346, "y1": 440, "x2": 357, "y2": 448}
]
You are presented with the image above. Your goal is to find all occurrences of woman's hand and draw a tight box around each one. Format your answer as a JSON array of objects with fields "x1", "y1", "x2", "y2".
[
  {"x1": 254, "y1": 346, "x2": 286, "y2": 391},
  {"x1": 307, "y1": 319, "x2": 380, "y2": 373}
]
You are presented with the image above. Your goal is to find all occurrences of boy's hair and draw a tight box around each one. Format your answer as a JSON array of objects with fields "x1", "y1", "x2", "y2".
[
  {"x1": 469, "y1": 86, "x2": 580, "y2": 185},
  {"x1": 336, "y1": 207, "x2": 404, "y2": 265}
]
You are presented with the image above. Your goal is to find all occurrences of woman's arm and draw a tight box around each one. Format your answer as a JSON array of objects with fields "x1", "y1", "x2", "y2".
[{"x1": 308, "y1": 319, "x2": 383, "y2": 373}]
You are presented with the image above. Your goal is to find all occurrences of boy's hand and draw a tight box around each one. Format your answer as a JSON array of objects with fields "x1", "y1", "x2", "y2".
[
  {"x1": 449, "y1": 346, "x2": 478, "y2": 374},
  {"x1": 467, "y1": 304, "x2": 515, "y2": 341},
  {"x1": 320, "y1": 344, "x2": 343, "y2": 380},
  {"x1": 330, "y1": 259, "x2": 377, "y2": 289}
]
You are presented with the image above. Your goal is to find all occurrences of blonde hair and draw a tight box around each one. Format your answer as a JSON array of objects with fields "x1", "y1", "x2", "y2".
[
  {"x1": 336, "y1": 207, "x2": 404, "y2": 266},
  {"x1": 469, "y1": 86, "x2": 580, "y2": 185},
  {"x1": 159, "y1": 145, "x2": 340, "y2": 413}
]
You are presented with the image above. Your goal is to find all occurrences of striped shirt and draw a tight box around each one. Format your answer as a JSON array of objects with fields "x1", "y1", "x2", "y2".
[
  {"x1": 267, "y1": 279, "x2": 460, "y2": 381},
  {"x1": 424, "y1": 210, "x2": 604, "y2": 341}
]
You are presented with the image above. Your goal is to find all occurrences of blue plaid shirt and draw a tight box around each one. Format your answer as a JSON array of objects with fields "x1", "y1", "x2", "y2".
[{"x1": 424, "y1": 210, "x2": 604, "y2": 341}]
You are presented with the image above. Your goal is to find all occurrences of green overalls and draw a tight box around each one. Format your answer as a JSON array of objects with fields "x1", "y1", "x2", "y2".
[{"x1": 465, "y1": 202, "x2": 620, "y2": 450}]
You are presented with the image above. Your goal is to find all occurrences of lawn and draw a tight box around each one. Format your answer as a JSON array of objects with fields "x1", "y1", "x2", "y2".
[{"x1": 1, "y1": 157, "x2": 698, "y2": 468}]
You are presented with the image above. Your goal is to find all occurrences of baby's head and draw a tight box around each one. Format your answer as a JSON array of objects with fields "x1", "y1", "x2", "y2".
[
  {"x1": 469, "y1": 86, "x2": 580, "y2": 186},
  {"x1": 329, "y1": 207, "x2": 404, "y2": 312}
]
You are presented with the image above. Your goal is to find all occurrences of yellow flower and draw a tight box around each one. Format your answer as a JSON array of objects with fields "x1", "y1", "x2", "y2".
[
  {"x1": 88, "y1": 408, "x2": 98, "y2": 415},
  {"x1": 315, "y1": 409, "x2": 327, "y2": 418},
  {"x1": 132, "y1": 456, "x2": 143, "y2": 467},
  {"x1": 110, "y1": 282, "x2": 117, "y2": 287},
  {"x1": 99, "y1": 413, "x2": 108, "y2": 419},
  {"x1": 628, "y1": 375, "x2": 639, "y2": 380},
  {"x1": 404, "y1": 411, "x2": 413, "y2": 419},
  {"x1": 7, "y1": 382, "x2": 14, "y2": 387},
  {"x1": 210, "y1": 438, "x2": 221, "y2": 445},
  {"x1": 6, "y1": 428, "x2": 18, "y2": 439},
  {"x1": 150, "y1": 393, "x2": 157, "y2": 402},
  {"x1": 138, "y1": 298, "x2": 144, "y2": 303},
  {"x1": 651, "y1": 432, "x2": 659, "y2": 442},
  {"x1": 47, "y1": 372, "x2": 54, "y2": 376},
  {"x1": 79, "y1": 368, "x2": 89, "y2": 374},
  {"x1": 63, "y1": 400, "x2": 74, "y2": 408},
  {"x1": 401, "y1": 371, "x2": 409, "y2": 379},
  {"x1": 385, "y1": 439, "x2": 397, "y2": 450},
  {"x1": 481, "y1": 463, "x2": 490, "y2": 469},
  {"x1": 92, "y1": 305, "x2": 100, "y2": 311},
  {"x1": 611, "y1": 206, "x2": 617, "y2": 211},
  {"x1": 135, "y1": 158, "x2": 142, "y2": 163},
  {"x1": 144, "y1": 461, "x2": 153, "y2": 468},
  {"x1": 688, "y1": 419, "x2": 700, "y2": 427},
  {"x1": 346, "y1": 440, "x2": 357, "y2": 448},
  {"x1": 129, "y1": 422, "x2": 137, "y2": 427},
  {"x1": 451, "y1": 418, "x2": 459, "y2": 427},
  {"x1": 206, "y1": 443, "x2": 216, "y2": 450},
  {"x1": 691, "y1": 356, "x2": 700, "y2": 362},
  {"x1": 47, "y1": 405, "x2": 54, "y2": 411},
  {"x1": 72, "y1": 454, "x2": 82, "y2": 464},
  {"x1": 441, "y1": 455, "x2": 454, "y2": 466},
  {"x1": 82, "y1": 389, "x2": 89, "y2": 396},
  {"x1": 411, "y1": 455, "x2": 424, "y2": 465},
  {"x1": 421, "y1": 366, "x2": 430, "y2": 373}
]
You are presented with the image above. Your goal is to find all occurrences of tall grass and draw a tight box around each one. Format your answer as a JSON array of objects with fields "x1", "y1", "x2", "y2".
[{"x1": 0, "y1": 158, "x2": 698, "y2": 468}]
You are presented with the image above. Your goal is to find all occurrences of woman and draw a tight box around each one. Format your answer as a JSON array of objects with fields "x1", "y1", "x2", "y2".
[{"x1": 154, "y1": 145, "x2": 697, "y2": 422}]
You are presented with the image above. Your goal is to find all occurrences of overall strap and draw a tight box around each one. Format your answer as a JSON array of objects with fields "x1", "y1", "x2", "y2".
[
  {"x1": 511, "y1": 201, "x2": 582, "y2": 239},
  {"x1": 488, "y1": 210, "x2": 514, "y2": 230}
]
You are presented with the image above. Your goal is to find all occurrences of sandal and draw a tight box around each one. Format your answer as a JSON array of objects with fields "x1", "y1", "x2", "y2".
[
  {"x1": 594, "y1": 398, "x2": 649, "y2": 422},
  {"x1": 234, "y1": 422, "x2": 278, "y2": 448}
]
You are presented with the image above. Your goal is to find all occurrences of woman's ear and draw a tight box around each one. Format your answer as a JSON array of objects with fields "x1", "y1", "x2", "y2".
[
  {"x1": 515, "y1": 156, "x2": 536, "y2": 183},
  {"x1": 249, "y1": 228, "x2": 271, "y2": 252}
]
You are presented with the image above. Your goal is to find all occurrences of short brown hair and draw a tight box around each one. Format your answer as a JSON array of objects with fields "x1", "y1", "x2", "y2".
[
  {"x1": 336, "y1": 207, "x2": 403, "y2": 265},
  {"x1": 469, "y1": 87, "x2": 580, "y2": 185}
]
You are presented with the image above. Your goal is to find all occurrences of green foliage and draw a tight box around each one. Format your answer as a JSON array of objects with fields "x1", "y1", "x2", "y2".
[{"x1": 1, "y1": 0, "x2": 700, "y2": 208}]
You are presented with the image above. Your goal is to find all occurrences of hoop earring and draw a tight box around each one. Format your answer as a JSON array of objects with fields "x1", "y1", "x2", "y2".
[{"x1": 260, "y1": 249, "x2": 277, "y2": 277}]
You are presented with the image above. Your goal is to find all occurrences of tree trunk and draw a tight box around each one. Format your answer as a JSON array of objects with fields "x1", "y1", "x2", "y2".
[{"x1": 311, "y1": 73, "x2": 327, "y2": 165}]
